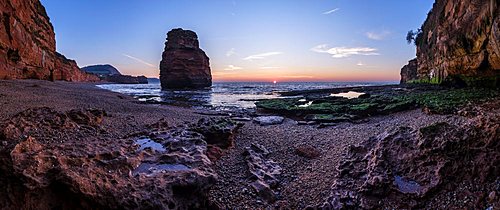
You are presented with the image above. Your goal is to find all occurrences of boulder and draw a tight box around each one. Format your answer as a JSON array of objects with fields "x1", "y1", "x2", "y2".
[
  {"x1": 253, "y1": 116, "x2": 285, "y2": 126},
  {"x1": 160, "y1": 28, "x2": 212, "y2": 89},
  {"x1": 0, "y1": 0, "x2": 98, "y2": 81}
]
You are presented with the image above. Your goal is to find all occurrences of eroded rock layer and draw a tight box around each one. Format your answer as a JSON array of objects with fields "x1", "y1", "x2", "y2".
[
  {"x1": 320, "y1": 101, "x2": 500, "y2": 209},
  {"x1": 0, "y1": 108, "x2": 240, "y2": 209},
  {"x1": 160, "y1": 28, "x2": 212, "y2": 89},
  {"x1": 411, "y1": 0, "x2": 500, "y2": 84},
  {"x1": 0, "y1": 0, "x2": 97, "y2": 81}
]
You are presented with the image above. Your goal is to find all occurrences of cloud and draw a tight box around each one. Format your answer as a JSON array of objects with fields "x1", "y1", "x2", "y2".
[
  {"x1": 279, "y1": 75, "x2": 314, "y2": 78},
  {"x1": 260, "y1": 66, "x2": 281, "y2": 69},
  {"x1": 366, "y1": 30, "x2": 391, "y2": 40},
  {"x1": 243, "y1": 52, "x2": 283, "y2": 61},
  {"x1": 357, "y1": 62, "x2": 365, "y2": 66},
  {"x1": 224, "y1": 65, "x2": 243, "y2": 71},
  {"x1": 311, "y1": 44, "x2": 379, "y2": 58},
  {"x1": 122, "y1": 54, "x2": 155, "y2": 67},
  {"x1": 226, "y1": 48, "x2": 236, "y2": 57},
  {"x1": 322, "y1": 8, "x2": 340, "y2": 15}
]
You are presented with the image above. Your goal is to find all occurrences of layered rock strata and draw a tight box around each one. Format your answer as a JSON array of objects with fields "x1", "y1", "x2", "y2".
[
  {"x1": 159, "y1": 28, "x2": 212, "y2": 89},
  {"x1": 0, "y1": 0, "x2": 97, "y2": 81}
]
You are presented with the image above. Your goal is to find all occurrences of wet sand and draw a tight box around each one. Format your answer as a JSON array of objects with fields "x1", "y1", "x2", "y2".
[{"x1": 0, "y1": 79, "x2": 463, "y2": 208}]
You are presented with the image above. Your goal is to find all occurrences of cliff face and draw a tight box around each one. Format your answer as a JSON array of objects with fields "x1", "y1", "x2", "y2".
[
  {"x1": 160, "y1": 28, "x2": 212, "y2": 89},
  {"x1": 0, "y1": 0, "x2": 97, "y2": 81},
  {"x1": 412, "y1": 0, "x2": 499, "y2": 84},
  {"x1": 400, "y1": 58, "x2": 418, "y2": 84}
]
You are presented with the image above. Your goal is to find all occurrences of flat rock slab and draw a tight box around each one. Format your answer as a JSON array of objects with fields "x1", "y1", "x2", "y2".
[{"x1": 253, "y1": 116, "x2": 285, "y2": 126}]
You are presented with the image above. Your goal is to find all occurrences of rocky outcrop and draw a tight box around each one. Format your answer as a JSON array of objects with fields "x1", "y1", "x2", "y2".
[
  {"x1": 0, "y1": 0, "x2": 98, "y2": 81},
  {"x1": 400, "y1": 58, "x2": 418, "y2": 83},
  {"x1": 160, "y1": 28, "x2": 212, "y2": 89},
  {"x1": 403, "y1": 0, "x2": 499, "y2": 85},
  {"x1": 320, "y1": 101, "x2": 500, "y2": 209},
  {"x1": 243, "y1": 144, "x2": 282, "y2": 203},
  {"x1": 0, "y1": 108, "x2": 240, "y2": 209},
  {"x1": 82, "y1": 64, "x2": 148, "y2": 84}
]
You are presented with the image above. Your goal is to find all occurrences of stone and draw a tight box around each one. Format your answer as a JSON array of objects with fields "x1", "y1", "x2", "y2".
[
  {"x1": 160, "y1": 28, "x2": 212, "y2": 89},
  {"x1": 0, "y1": 0, "x2": 98, "y2": 81},
  {"x1": 294, "y1": 145, "x2": 321, "y2": 159},
  {"x1": 253, "y1": 116, "x2": 285, "y2": 126},
  {"x1": 243, "y1": 144, "x2": 281, "y2": 202}
]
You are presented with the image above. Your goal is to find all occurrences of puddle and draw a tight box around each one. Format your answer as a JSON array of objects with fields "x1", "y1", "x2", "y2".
[
  {"x1": 394, "y1": 175, "x2": 423, "y2": 194},
  {"x1": 132, "y1": 163, "x2": 190, "y2": 176},
  {"x1": 330, "y1": 91, "x2": 365, "y2": 99},
  {"x1": 135, "y1": 137, "x2": 166, "y2": 152}
]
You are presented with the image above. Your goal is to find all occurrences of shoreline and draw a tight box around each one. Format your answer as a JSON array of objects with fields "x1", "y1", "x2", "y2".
[{"x1": 0, "y1": 79, "x2": 498, "y2": 209}]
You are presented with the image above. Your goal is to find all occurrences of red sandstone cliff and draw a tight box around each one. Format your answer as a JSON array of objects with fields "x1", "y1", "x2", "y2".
[
  {"x1": 402, "y1": 0, "x2": 499, "y2": 85},
  {"x1": 0, "y1": 0, "x2": 97, "y2": 81}
]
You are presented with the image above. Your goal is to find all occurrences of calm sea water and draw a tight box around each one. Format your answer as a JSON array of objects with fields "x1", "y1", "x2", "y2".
[{"x1": 97, "y1": 79, "x2": 396, "y2": 110}]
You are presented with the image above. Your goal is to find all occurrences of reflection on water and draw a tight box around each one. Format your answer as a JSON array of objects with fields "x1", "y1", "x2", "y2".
[
  {"x1": 97, "y1": 81, "x2": 394, "y2": 110},
  {"x1": 135, "y1": 137, "x2": 166, "y2": 152},
  {"x1": 394, "y1": 175, "x2": 423, "y2": 194},
  {"x1": 330, "y1": 91, "x2": 365, "y2": 99}
]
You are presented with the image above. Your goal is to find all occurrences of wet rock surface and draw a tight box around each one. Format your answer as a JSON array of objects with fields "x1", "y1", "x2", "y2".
[
  {"x1": 0, "y1": 107, "x2": 240, "y2": 209},
  {"x1": 160, "y1": 28, "x2": 212, "y2": 89},
  {"x1": 243, "y1": 144, "x2": 282, "y2": 202},
  {"x1": 320, "y1": 101, "x2": 500, "y2": 209}
]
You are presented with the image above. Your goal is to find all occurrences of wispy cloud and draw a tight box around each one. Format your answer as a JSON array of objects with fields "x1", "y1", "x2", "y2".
[
  {"x1": 260, "y1": 66, "x2": 281, "y2": 69},
  {"x1": 224, "y1": 65, "x2": 243, "y2": 71},
  {"x1": 226, "y1": 48, "x2": 236, "y2": 57},
  {"x1": 366, "y1": 30, "x2": 391, "y2": 40},
  {"x1": 279, "y1": 75, "x2": 314, "y2": 79},
  {"x1": 322, "y1": 8, "x2": 340, "y2": 15},
  {"x1": 122, "y1": 54, "x2": 155, "y2": 67},
  {"x1": 311, "y1": 44, "x2": 379, "y2": 58},
  {"x1": 357, "y1": 62, "x2": 365, "y2": 66},
  {"x1": 243, "y1": 52, "x2": 283, "y2": 61}
]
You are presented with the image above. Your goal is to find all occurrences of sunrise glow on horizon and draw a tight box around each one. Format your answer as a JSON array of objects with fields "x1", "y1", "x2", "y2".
[{"x1": 41, "y1": 0, "x2": 434, "y2": 82}]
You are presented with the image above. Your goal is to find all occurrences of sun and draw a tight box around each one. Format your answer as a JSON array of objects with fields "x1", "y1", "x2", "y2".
[{"x1": 273, "y1": 80, "x2": 277, "y2": 84}]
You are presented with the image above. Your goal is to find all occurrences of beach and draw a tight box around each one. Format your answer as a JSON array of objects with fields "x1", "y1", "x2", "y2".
[{"x1": 3, "y1": 79, "x2": 495, "y2": 209}]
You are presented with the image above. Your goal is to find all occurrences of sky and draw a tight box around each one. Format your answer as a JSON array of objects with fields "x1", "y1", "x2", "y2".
[{"x1": 40, "y1": 0, "x2": 434, "y2": 82}]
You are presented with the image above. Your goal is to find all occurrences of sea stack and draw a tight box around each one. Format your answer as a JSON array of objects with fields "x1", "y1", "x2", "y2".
[{"x1": 160, "y1": 28, "x2": 212, "y2": 89}]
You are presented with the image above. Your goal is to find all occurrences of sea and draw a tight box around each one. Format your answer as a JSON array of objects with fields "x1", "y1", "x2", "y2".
[{"x1": 97, "y1": 79, "x2": 397, "y2": 111}]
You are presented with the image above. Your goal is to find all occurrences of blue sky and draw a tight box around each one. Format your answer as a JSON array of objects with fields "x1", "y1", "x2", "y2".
[{"x1": 41, "y1": 0, "x2": 434, "y2": 82}]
